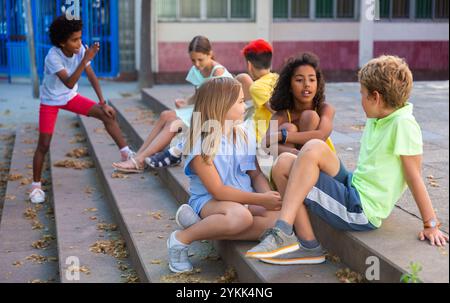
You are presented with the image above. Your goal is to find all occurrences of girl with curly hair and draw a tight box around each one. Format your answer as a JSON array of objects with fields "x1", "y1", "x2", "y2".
[{"x1": 263, "y1": 52, "x2": 336, "y2": 157}]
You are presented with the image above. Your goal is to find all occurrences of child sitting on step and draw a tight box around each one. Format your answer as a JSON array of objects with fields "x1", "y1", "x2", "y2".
[
  {"x1": 262, "y1": 52, "x2": 336, "y2": 158},
  {"x1": 167, "y1": 77, "x2": 281, "y2": 273},
  {"x1": 246, "y1": 55, "x2": 448, "y2": 266},
  {"x1": 30, "y1": 15, "x2": 134, "y2": 204},
  {"x1": 112, "y1": 36, "x2": 233, "y2": 173}
]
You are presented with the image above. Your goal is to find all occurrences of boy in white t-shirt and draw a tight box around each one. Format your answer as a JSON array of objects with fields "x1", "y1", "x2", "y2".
[{"x1": 30, "y1": 15, "x2": 134, "y2": 204}]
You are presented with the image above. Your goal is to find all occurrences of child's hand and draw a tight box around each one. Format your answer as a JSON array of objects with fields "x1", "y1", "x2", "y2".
[
  {"x1": 261, "y1": 191, "x2": 282, "y2": 211},
  {"x1": 100, "y1": 103, "x2": 116, "y2": 119},
  {"x1": 175, "y1": 99, "x2": 187, "y2": 109},
  {"x1": 419, "y1": 228, "x2": 448, "y2": 246},
  {"x1": 84, "y1": 42, "x2": 100, "y2": 62}
]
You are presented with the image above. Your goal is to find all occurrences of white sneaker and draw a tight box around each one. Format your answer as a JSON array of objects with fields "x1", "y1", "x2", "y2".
[{"x1": 29, "y1": 188, "x2": 46, "y2": 204}]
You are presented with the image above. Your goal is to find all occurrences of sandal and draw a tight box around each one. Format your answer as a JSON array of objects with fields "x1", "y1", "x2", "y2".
[
  {"x1": 112, "y1": 157, "x2": 145, "y2": 173},
  {"x1": 145, "y1": 150, "x2": 182, "y2": 169}
]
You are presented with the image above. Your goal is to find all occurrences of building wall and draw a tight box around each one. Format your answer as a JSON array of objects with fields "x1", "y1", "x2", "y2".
[{"x1": 155, "y1": 21, "x2": 448, "y2": 82}]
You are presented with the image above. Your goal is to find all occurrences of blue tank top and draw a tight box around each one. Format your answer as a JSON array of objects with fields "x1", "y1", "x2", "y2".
[{"x1": 186, "y1": 64, "x2": 234, "y2": 89}]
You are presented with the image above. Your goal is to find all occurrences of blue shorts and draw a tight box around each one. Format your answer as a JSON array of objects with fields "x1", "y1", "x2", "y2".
[{"x1": 304, "y1": 162, "x2": 377, "y2": 232}]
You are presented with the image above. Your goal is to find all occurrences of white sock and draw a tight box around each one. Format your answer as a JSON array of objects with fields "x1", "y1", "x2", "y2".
[
  {"x1": 120, "y1": 146, "x2": 131, "y2": 153},
  {"x1": 170, "y1": 231, "x2": 189, "y2": 247},
  {"x1": 169, "y1": 146, "x2": 182, "y2": 158},
  {"x1": 31, "y1": 182, "x2": 41, "y2": 188}
]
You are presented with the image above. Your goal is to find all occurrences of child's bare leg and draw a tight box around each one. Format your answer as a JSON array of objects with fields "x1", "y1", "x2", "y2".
[
  {"x1": 176, "y1": 201, "x2": 254, "y2": 245},
  {"x1": 271, "y1": 153, "x2": 297, "y2": 197},
  {"x1": 298, "y1": 110, "x2": 320, "y2": 132},
  {"x1": 226, "y1": 209, "x2": 280, "y2": 241},
  {"x1": 278, "y1": 139, "x2": 340, "y2": 241},
  {"x1": 236, "y1": 73, "x2": 253, "y2": 101},
  {"x1": 88, "y1": 105, "x2": 127, "y2": 149},
  {"x1": 133, "y1": 119, "x2": 183, "y2": 164},
  {"x1": 137, "y1": 110, "x2": 178, "y2": 154},
  {"x1": 33, "y1": 133, "x2": 52, "y2": 183}
]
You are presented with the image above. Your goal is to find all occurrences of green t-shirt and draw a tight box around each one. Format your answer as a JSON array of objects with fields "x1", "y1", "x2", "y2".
[{"x1": 352, "y1": 103, "x2": 423, "y2": 228}]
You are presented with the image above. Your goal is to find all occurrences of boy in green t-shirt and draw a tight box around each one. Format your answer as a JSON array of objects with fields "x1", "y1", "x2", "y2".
[{"x1": 246, "y1": 55, "x2": 448, "y2": 265}]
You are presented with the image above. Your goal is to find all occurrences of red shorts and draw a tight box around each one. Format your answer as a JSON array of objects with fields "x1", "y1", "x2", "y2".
[{"x1": 39, "y1": 94, "x2": 97, "y2": 134}]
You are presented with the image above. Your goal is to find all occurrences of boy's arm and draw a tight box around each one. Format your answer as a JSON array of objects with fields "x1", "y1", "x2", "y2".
[
  {"x1": 401, "y1": 155, "x2": 448, "y2": 246},
  {"x1": 56, "y1": 43, "x2": 100, "y2": 90},
  {"x1": 85, "y1": 65, "x2": 105, "y2": 104},
  {"x1": 190, "y1": 156, "x2": 281, "y2": 210}
]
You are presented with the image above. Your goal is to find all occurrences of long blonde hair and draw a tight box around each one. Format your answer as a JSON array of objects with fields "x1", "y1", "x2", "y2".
[{"x1": 185, "y1": 77, "x2": 243, "y2": 164}]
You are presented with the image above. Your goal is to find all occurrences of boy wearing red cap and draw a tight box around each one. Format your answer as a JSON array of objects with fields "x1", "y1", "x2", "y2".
[{"x1": 237, "y1": 39, "x2": 279, "y2": 143}]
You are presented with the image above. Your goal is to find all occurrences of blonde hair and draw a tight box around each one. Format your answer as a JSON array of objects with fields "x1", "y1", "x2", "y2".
[
  {"x1": 185, "y1": 77, "x2": 243, "y2": 164},
  {"x1": 359, "y1": 55, "x2": 413, "y2": 109}
]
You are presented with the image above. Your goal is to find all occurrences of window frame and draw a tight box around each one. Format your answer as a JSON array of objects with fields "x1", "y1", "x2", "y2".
[
  {"x1": 273, "y1": 0, "x2": 360, "y2": 22},
  {"x1": 376, "y1": 0, "x2": 449, "y2": 22},
  {"x1": 157, "y1": 0, "x2": 256, "y2": 22}
]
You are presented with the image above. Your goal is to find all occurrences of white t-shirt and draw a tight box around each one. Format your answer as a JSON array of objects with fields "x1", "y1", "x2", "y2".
[{"x1": 40, "y1": 45, "x2": 91, "y2": 106}]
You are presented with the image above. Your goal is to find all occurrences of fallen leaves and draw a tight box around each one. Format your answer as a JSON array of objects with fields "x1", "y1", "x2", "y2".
[
  {"x1": 66, "y1": 147, "x2": 89, "y2": 158},
  {"x1": 5, "y1": 194, "x2": 16, "y2": 201},
  {"x1": 427, "y1": 175, "x2": 441, "y2": 188},
  {"x1": 24, "y1": 207, "x2": 37, "y2": 220},
  {"x1": 12, "y1": 261, "x2": 23, "y2": 267},
  {"x1": 31, "y1": 235, "x2": 55, "y2": 250},
  {"x1": 84, "y1": 186, "x2": 95, "y2": 194},
  {"x1": 336, "y1": 268, "x2": 365, "y2": 283},
  {"x1": 53, "y1": 159, "x2": 94, "y2": 170},
  {"x1": 216, "y1": 268, "x2": 237, "y2": 283},
  {"x1": 97, "y1": 223, "x2": 118, "y2": 232},
  {"x1": 89, "y1": 240, "x2": 128, "y2": 259},
  {"x1": 150, "y1": 211, "x2": 163, "y2": 220},
  {"x1": 111, "y1": 172, "x2": 129, "y2": 179},
  {"x1": 350, "y1": 125, "x2": 365, "y2": 131},
  {"x1": 7, "y1": 173, "x2": 23, "y2": 181},
  {"x1": 84, "y1": 207, "x2": 98, "y2": 213},
  {"x1": 150, "y1": 259, "x2": 162, "y2": 265},
  {"x1": 325, "y1": 253, "x2": 341, "y2": 264},
  {"x1": 69, "y1": 134, "x2": 87, "y2": 144}
]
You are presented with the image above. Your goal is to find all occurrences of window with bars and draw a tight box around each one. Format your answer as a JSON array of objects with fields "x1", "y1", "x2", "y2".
[
  {"x1": 273, "y1": 0, "x2": 357, "y2": 20},
  {"x1": 157, "y1": 0, "x2": 254, "y2": 21},
  {"x1": 379, "y1": 0, "x2": 449, "y2": 20}
]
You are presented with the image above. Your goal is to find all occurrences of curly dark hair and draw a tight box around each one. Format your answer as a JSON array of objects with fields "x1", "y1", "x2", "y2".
[
  {"x1": 270, "y1": 52, "x2": 326, "y2": 112},
  {"x1": 49, "y1": 15, "x2": 83, "y2": 47}
]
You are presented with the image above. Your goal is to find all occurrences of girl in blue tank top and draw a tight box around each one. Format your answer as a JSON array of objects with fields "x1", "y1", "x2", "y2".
[
  {"x1": 113, "y1": 36, "x2": 233, "y2": 173},
  {"x1": 166, "y1": 77, "x2": 282, "y2": 273}
]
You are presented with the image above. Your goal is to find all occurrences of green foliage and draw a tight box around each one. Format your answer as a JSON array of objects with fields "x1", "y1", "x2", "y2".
[{"x1": 400, "y1": 262, "x2": 423, "y2": 283}]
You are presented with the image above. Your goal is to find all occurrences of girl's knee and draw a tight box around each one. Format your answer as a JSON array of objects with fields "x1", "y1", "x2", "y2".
[
  {"x1": 300, "y1": 139, "x2": 327, "y2": 159},
  {"x1": 236, "y1": 73, "x2": 253, "y2": 86},
  {"x1": 224, "y1": 207, "x2": 253, "y2": 234},
  {"x1": 272, "y1": 153, "x2": 296, "y2": 178},
  {"x1": 300, "y1": 110, "x2": 320, "y2": 130}
]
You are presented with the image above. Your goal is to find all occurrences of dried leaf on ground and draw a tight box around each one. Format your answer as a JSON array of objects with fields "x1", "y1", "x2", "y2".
[
  {"x1": 350, "y1": 125, "x2": 365, "y2": 131},
  {"x1": 216, "y1": 268, "x2": 237, "y2": 283},
  {"x1": 69, "y1": 134, "x2": 87, "y2": 144},
  {"x1": 20, "y1": 177, "x2": 32, "y2": 186},
  {"x1": 160, "y1": 270, "x2": 204, "y2": 283},
  {"x1": 7, "y1": 173, "x2": 23, "y2": 181},
  {"x1": 111, "y1": 172, "x2": 129, "y2": 179},
  {"x1": 31, "y1": 220, "x2": 44, "y2": 230},
  {"x1": 66, "y1": 147, "x2": 89, "y2": 158},
  {"x1": 89, "y1": 240, "x2": 128, "y2": 259},
  {"x1": 84, "y1": 186, "x2": 95, "y2": 194},
  {"x1": 325, "y1": 253, "x2": 341, "y2": 264},
  {"x1": 22, "y1": 139, "x2": 36, "y2": 144},
  {"x1": 24, "y1": 208, "x2": 37, "y2": 220},
  {"x1": 150, "y1": 259, "x2": 162, "y2": 265},
  {"x1": 26, "y1": 254, "x2": 48, "y2": 264},
  {"x1": 31, "y1": 239, "x2": 50, "y2": 250},
  {"x1": 150, "y1": 211, "x2": 163, "y2": 220},
  {"x1": 97, "y1": 223, "x2": 118, "y2": 232},
  {"x1": 84, "y1": 208, "x2": 98, "y2": 212},
  {"x1": 336, "y1": 268, "x2": 365, "y2": 283},
  {"x1": 12, "y1": 261, "x2": 23, "y2": 267},
  {"x1": 53, "y1": 159, "x2": 94, "y2": 170},
  {"x1": 121, "y1": 272, "x2": 139, "y2": 283}
]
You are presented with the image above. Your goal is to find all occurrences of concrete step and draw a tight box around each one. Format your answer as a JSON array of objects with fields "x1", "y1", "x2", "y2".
[
  {"x1": 49, "y1": 114, "x2": 136, "y2": 283},
  {"x1": 0, "y1": 129, "x2": 15, "y2": 219},
  {"x1": 78, "y1": 114, "x2": 232, "y2": 283},
  {"x1": 0, "y1": 125, "x2": 59, "y2": 283},
  {"x1": 139, "y1": 86, "x2": 450, "y2": 283},
  {"x1": 112, "y1": 97, "x2": 344, "y2": 283}
]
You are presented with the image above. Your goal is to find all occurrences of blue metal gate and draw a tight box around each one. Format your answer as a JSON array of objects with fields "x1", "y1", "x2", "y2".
[{"x1": 0, "y1": 0, "x2": 119, "y2": 79}]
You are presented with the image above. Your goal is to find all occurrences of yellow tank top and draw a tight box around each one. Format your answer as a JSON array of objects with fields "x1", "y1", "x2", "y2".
[{"x1": 286, "y1": 110, "x2": 336, "y2": 153}]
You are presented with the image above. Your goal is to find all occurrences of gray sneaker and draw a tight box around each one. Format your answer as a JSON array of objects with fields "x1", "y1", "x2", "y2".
[
  {"x1": 246, "y1": 227, "x2": 299, "y2": 259},
  {"x1": 259, "y1": 244, "x2": 326, "y2": 265},
  {"x1": 167, "y1": 231, "x2": 193, "y2": 273},
  {"x1": 175, "y1": 204, "x2": 201, "y2": 229}
]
